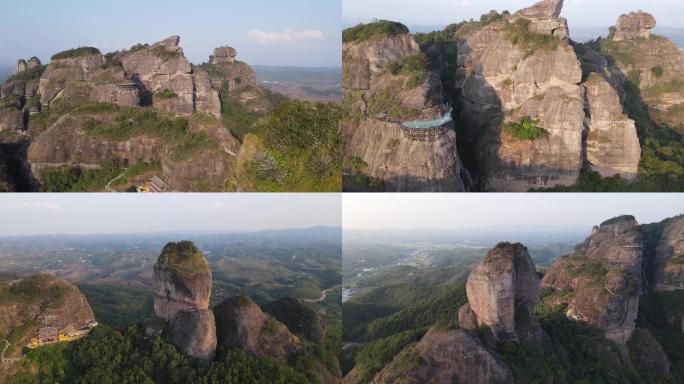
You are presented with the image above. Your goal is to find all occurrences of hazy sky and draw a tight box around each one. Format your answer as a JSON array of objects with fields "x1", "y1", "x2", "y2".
[
  {"x1": 343, "y1": 194, "x2": 684, "y2": 231},
  {"x1": 0, "y1": 194, "x2": 341, "y2": 236},
  {"x1": 0, "y1": 0, "x2": 341, "y2": 67},
  {"x1": 343, "y1": 0, "x2": 684, "y2": 29}
]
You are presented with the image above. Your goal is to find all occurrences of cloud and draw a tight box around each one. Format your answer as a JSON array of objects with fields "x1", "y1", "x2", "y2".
[
  {"x1": 9, "y1": 201, "x2": 62, "y2": 211},
  {"x1": 248, "y1": 28, "x2": 325, "y2": 45}
]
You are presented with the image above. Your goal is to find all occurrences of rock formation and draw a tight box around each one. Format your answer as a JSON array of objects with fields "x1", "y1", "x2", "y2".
[
  {"x1": 455, "y1": 0, "x2": 587, "y2": 191},
  {"x1": 263, "y1": 297, "x2": 325, "y2": 344},
  {"x1": 542, "y1": 215, "x2": 643, "y2": 344},
  {"x1": 371, "y1": 327, "x2": 514, "y2": 384},
  {"x1": 613, "y1": 12, "x2": 656, "y2": 41},
  {"x1": 458, "y1": 243, "x2": 542, "y2": 343},
  {"x1": 604, "y1": 12, "x2": 684, "y2": 128},
  {"x1": 15, "y1": 59, "x2": 27, "y2": 74},
  {"x1": 213, "y1": 294, "x2": 301, "y2": 361},
  {"x1": 0, "y1": 274, "x2": 95, "y2": 347},
  {"x1": 210, "y1": 47, "x2": 237, "y2": 64},
  {"x1": 583, "y1": 74, "x2": 640, "y2": 178},
  {"x1": 39, "y1": 50, "x2": 139, "y2": 108},
  {"x1": 343, "y1": 30, "x2": 468, "y2": 192},
  {"x1": 650, "y1": 215, "x2": 684, "y2": 291},
  {"x1": 153, "y1": 241, "x2": 216, "y2": 360}
]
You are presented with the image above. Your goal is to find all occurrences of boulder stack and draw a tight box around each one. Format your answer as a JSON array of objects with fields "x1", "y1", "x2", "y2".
[
  {"x1": 613, "y1": 12, "x2": 657, "y2": 41},
  {"x1": 153, "y1": 241, "x2": 216, "y2": 360}
]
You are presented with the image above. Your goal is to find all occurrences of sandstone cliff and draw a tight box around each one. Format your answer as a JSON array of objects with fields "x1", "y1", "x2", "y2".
[
  {"x1": 542, "y1": 215, "x2": 643, "y2": 344},
  {"x1": 343, "y1": 29, "x2": 468, "y2": 192},
  {"x1": 602, "y1": 12, "x2": 684, "y2": 128},
  {"x1": 0, "y1": 274, "x2": 95, "y2": 354},
  {"x1": 370, "y1": 327, "x2": 514, "y2": 384},
  {"x1": 153, "y1": 241, "x2": 216, "y2": 360},
  {"x1": 459, "y1": 242, "x2": 543, "y2": 343},
  {"x1": 647, "y1": 215, "x2": 684, "y2": 291},
  {"x1": 213, "y1": 294, "x2": 301, "y2": 361}
]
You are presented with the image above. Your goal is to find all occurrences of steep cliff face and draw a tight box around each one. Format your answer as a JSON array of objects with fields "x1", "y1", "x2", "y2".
[
  {"x1": 153, "y1": 241, "x2": 216, "y2": 360},
  {"x1": 39, "y1": 52, "x2": 139, "y2": 108},
  {"x1": 650, "y1": 215, "x2": 684, "y2": 291},
  {"x1": 456, "y1": 0, "x2": 589, "y2": 191},
  {"x1": 343, "y1": 30, "x2": 468, "y2": 192},
  {"x1": 371, "y1": 327, "x2": 514, "y2": 384},
  {"x1": 542, "y1": 215, "x2": 643, "y2": 344},
  {"x1": 213, "y1": 294, "x2": 301, "y2": 361},
  {"x1": 0, "y1": 274, "x2": 95, "y2": 350},
  {"x1": 459, "y1": 243, "x2": 542, "y2": 343},
  {"x1": 601, "y1": 12, "x2": 684, "y2": 128}
]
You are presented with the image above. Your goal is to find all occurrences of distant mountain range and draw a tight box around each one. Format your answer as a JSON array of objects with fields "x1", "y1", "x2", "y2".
[{"x1": 253, "y1": 65, "x2": 341, "y2": 102}]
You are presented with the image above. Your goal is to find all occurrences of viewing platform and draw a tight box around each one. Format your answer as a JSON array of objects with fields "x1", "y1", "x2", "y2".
[{"x1": 399, "y1": 106, "x2": 454, "y2": 142}]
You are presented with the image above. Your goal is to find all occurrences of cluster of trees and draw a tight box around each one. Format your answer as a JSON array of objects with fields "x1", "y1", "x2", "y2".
[
  {"x1": 51, "y1": 47, "x2": 101, "y2": 61},
  {"x1": 6, "y1": 325, "x2": 314, "y2": 384},
  {"x1": 342, "y1": 20, "x2": 409, "y2": 44}
]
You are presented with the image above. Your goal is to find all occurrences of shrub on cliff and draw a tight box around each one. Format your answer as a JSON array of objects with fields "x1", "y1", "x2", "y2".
[
  {"x1": 51, "y1": 47, "x2": 101, "y2": 61},
  {"x1": 343, "y1": 20, "x2": 409, "y2": 43}
]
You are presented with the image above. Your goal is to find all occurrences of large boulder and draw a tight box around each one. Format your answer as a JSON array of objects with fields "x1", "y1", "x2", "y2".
[
  {"x1": 170, "y1": 309, "x2": 217, "y2": 360},
  {"x1": 613, "y1": 12, "x2": 656, "y2": 41},
  {"x1": 371, "y1": 327, "x2": 514, "y2": 384},
  {"x1": 213, "y1": 294, "x2": 301, "y2": 361},
  {"x1": 459, "y1": 242, "x2": 541, "y2": 342},
  {"x1": 16, "y1": 59, "x2": 27, "y2": 74},
  {"x1": 210, "y1": 46, "x2": 237, "y2": 65}
]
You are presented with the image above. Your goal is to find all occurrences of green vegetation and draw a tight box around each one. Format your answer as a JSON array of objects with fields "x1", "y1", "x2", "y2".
[
  {"x1": 0, "y1": 274, "x2": 67, "y2": 306},
  {"x1": 155, "y1": 89, "x2": 177, "y2": 99},
  {"x1": 367, "y1": 87, "x2": 422, "y2": 119},
  {"x1": 158, "y1": 241, "x2": 206, "y2": 273},
  {"x1": 637, "y1": 291, "x2": 684, "y2": 381},
  {"x1": 504, "y1": 116, "x2": 549, "y2": 141},
  {"x1": 342, "y1": 174, "x2": 385, "y2": 192},
  {"x1": 386, "y1": 53, "x2": 429, "y2": 88},
  {"x1": 564, "y1": 257, "x2": 609, "y2": 281},
  {"x1": 5, "y1": 65, "x2": 46, "y2": 82},
  {"x1": 78, "y1": 284, "x2": 154, "y2": 330},
  {"x1": 504, "y1": 18, "x2": 560, "y2": 58},
  {"x1": 342, "y1": 20, "x2": 409, "y2": 43},
  {"x1": 651, "y1": 66, "x2": 664, "y2": 77},
  {"x1": 6, "y1": 325, "x2": 312, "y2": 384},
  {"x1": 344, "y1": 156, "x2": 369, "y2": 170},
  {"x1": 355, "y1": 329, "x2": 426, "y2": 382},
  {"x1": 51, "y1": 47, "x2": 101, "y2": 61},
  {"x1": 151, "y1": 45, "x2": 181, "y2": 61},
  {"x1": 39, "y1": 161, "x2": 124, "y2": 192}
]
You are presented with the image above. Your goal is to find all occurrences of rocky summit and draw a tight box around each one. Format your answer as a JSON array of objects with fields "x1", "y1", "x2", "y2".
[
  {"x1": 0, "y1": 35, "x2": 269, "y2": 192},
  {"x1": 613, "y1": 12, "x2": 657, "y2": 42},
  {"x1": 459, "y1": 243, "x2": 543, "y2": 344},
  {"x1": 153, "y1": 241, "x2": 216, "y2": 360}
]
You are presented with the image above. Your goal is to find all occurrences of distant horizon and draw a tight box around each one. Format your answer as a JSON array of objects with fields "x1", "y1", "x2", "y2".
[
  {"x1": 0, "y1": 0, "x2": 341, "y2": 68},
  {"x1": 0, "y1": 194, "x2": 341, "y2": 236}
]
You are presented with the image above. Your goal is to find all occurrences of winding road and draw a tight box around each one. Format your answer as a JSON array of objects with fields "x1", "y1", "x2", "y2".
[{"x1": 304, "y1": 284, "x2": 342, "y2": 303}]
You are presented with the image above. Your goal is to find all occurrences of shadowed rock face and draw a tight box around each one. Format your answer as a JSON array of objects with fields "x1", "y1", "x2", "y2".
[
  {"x1": 153, "y1": 241, "x2": 216, "y2": 360},
  {"x1": 652, "y1": 216, "x2": 684, "y2": 291},
  {"x1": 543, "y1": 215, "x2": 643, "y2": 344},
  {"x1": 459, "y1": 243, "x2": 541, "y2": 342},
  {"x1": 613, "y1": 12, "x2": 656, "y2": 41},
  {"x1": 213, "y1": 294, "x2": 301, "y2": 361},
  {"x1": 371, "y1": 328, "x2": 514, "y2": 384}
]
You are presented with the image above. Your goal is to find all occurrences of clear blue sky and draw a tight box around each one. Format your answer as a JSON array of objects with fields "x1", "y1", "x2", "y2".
[
  {"x1": 0, "y1": 194, "x2": 341, "y2": 236},
  {"x1": 343, "y1": 194, "x2": 684, "y2": 231},
  {"x1": 343, "y1": 0, "x2": 683, "y2": 30},
  {"x1": 0, "y1": 0, "x2": 341, "y2": 67}
]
